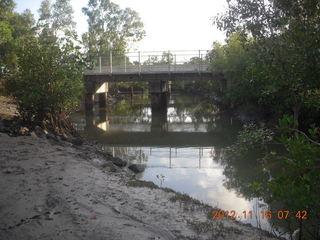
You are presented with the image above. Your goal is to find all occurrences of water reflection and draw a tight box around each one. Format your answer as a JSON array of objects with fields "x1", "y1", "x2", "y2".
[{"x1": 72, "y1": 93, "x2": 282, "y2": 234}]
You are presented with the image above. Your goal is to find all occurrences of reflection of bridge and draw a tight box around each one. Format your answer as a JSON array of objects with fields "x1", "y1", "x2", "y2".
[
  {"x1": 104, "y1": 146, "x2": 220, "y2": 169},
  {"x1": 83, "y1": 50, "x2": 223, "y2": 113},
  {"x1": 78, "y1": 93, "x2": 236, "y2": 148},
  {"x1": 84, "y1": 124, "x2": 232, "y2": 148}
]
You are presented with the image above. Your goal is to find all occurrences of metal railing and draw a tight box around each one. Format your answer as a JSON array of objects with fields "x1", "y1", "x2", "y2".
[{"x1": 86, "y1": 50, "x2": 211, "y2": 74}]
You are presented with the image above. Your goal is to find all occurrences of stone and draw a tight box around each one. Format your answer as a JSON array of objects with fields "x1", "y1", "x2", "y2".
[
  {"x1": 69, "y1": 137, "x2": 83, "y2": 146},
  {"x1": 34, "y1": 126, "x2": 45, "y2": 138},
  {"x1": 110, "y1": 157, "x2": 127, "y2": 168},
  {"x1": 46, "y1": 133, "x2": 58, "y2": 141},
  {"x1": 30, "y1": 131, "x2": 37, "y2": 137},
  {"x1": 128, "y1": 164, "x2": 146, "y2": 173},
  {"x1": 101, "y1": 161, "x2": 117, "y2": 172},
  {"x1": 59, "y1": 133, "x2": 68, "y2": 141},
  {"x1": 19, "y1": 127, "x2": 29, "y2": 135},
  {"x1": 0, "y1": 120, "x2": 7, "y2": 132}
]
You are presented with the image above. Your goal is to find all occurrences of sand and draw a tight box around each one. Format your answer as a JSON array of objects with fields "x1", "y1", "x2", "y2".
[{"x1": 0, "y1": 132, "x2": 279, "y2": 240}]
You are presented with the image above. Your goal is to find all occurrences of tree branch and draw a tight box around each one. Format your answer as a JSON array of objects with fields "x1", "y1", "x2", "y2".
[{"x1": 289, "y1": 128, "x2": 320, "y2": 146}]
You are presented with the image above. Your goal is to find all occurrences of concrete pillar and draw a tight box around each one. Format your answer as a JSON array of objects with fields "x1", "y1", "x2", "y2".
[
  {"x1": 85, "y1": 93, "x2": 94, "y2": 114},
  {"x1": 151, "y1": 100, "x2": 168, "y2": 132},
  {"x1": 149, "y1": 80, "x2": 169, "y2": 94},
  {"x1": 84, "y1": 93, "x2": 94, "y2": 129},
  {"x1": 98, "y1": 92, "x2": 107, "y2": 108},
  {"x1": 151, "y1": 92, "x2": 168, "y2": 132}
]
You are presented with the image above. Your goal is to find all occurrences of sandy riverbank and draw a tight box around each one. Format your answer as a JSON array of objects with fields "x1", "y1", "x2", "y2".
[{"x1": 0, "y1": 97, "x2": 278, "y2": 240}]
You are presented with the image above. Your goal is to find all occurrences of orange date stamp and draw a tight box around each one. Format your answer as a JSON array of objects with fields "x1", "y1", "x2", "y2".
[{"x1": 208, "y1": 210, "x2": 308, "y2": 220}]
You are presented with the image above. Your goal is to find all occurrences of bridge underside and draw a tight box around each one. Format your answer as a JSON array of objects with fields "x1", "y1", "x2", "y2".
[
  {"x1": 83, "y1": 71, "x2": 216, "y2": 83},
  {"x1": 83, "y1": 70, "x2": 223, "y2": 114}
]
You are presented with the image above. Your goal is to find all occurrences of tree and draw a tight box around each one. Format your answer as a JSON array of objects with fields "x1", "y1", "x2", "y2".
[
  {"x1": 82, "y1": 0, "x2": 145, "y2": 56},
  {"x1": 0, "y1": 0, "x2": 15, "y2": 21},
  {"x1": 37, "y1": 0, "x2": 53, "y2": 34},
  {"x1": 214, "y1": 0, "x2": 320, "y2": 126},
  {"x1": 0, "y1": 0, "x2": 85, "y2": 133},
  {"x1": 0, "y1": 1, "x2": 36, "y2": 80},
  {"x1": 52, "y1": 0, "x2": 76, "y2": 38},
  {"x1": 37, "y1": 0, "x2": 77, "y2": 43},
  {"x1": 6, "y1": 37, "x2": 85, "y2": 132}
]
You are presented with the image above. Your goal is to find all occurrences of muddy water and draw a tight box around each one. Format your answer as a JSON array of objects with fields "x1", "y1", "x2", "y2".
[{"x1": 72, "y1": 93, "x2": 284, "y2": 235}]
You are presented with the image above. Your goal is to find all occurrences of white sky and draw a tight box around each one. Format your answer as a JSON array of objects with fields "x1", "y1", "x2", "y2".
[{"x1": 15, "y1": 0, "x2": 227, "y2": 51}]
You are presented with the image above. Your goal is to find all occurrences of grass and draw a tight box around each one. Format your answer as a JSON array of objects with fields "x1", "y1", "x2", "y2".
[
  {"x1": 169, "y1": 192, "x2": 203, "y2": 205},
  {"x1": 126, "y1": 180, "x2": 175, "y2": 193},
  {"x1": 187, "y1": 220, "x2": 243, "y2": 238}
]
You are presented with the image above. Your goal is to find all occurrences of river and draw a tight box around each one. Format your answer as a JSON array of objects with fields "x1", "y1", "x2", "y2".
[{"x1": 72, "y1": 92, "x2": 289, "y2": 237}]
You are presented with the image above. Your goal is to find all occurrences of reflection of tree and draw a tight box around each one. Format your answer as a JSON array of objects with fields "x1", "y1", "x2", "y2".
[
  {"x1": 221, "y1": 149, "x2": 274, "y2": 200},
  {"x1": 107, "y1": 98, "x2": 150, "y2": 123},
  {"x1": 218, "y1": 143, "x2": 319, "y2": 238}
]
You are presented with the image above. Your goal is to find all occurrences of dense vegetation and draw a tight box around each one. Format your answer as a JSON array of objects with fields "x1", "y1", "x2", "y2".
[
  {"x1": 202, "y1": 1, "x2": 320, "y2": 239},
  {"x1": 0, "y1": 0, "x2": 145, "y2": 133},
  {"x1": 196, "y1": 1, "x2": 320, "y2": 128}
]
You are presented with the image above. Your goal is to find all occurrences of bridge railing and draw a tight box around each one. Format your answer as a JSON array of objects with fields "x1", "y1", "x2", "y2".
[{"x1": 86, "y1": 50, "x2": 212, "y2": 74}]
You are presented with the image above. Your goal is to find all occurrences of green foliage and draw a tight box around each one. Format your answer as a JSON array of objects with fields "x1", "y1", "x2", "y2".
[
  {"x1": 82, "y1": 0, "x2": 145, "y2": 56},
  {"x1": 0, "y1": 3, "x2": 36, "y2": 81},
  {"x1": 0, "y1": 0, "x2": 88, "y2": 132},
  {"x1": 0, "y1": 0, "x2": 15, "y2": 20},
  {"x1": 270, "y1": 117, "x2": 320, "y2": 239},
  {"x1": 0, "y1": 21, "x2": 12, "y2": 45},
  {"x1": 37, "y1": 0, "x2": 77, "y2": 43},
  {"x1": 6, "y1": 37, "x2": 85, "y2": 128},
  {"x1": 52, "y1": 0, "x2": 76, "y2": 38},
  {"x1": 222, "y1": 124, "x2": 275, "y2": 200},
  {"x1": 143, "y1": 51, "x2": 174, "y2": 65},
  {"x1": 226, "y1": 123, "x2": 274, "y2": 157},
  {"x1": 208, "y1": 0, "x2": 320, "y2": 125},
  {"x1": 224, "y1": 116, "x2": 320, "y2": 238}
]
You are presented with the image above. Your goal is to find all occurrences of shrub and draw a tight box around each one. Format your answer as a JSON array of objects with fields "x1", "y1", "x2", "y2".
[{"x1": 6, "y1": 37, "x2": 85, "y2": 132}]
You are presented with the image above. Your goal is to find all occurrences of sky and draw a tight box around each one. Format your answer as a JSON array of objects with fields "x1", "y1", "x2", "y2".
[{"x1": 15, "y1": 0, "x2": 228, "y2": 51}]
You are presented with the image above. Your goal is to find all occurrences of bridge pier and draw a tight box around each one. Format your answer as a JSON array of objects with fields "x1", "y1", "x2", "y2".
[
  {"x1": 149, "y1": 80, "x2": 170, "y2": 94},
  {"x1": 149, "y1": 79, "x2": 170, "y2": 109},
  {"x1": 151, "y1": 92, "x2": 168, "y2": 132},
  {"x1": 85, "y1": 81, "x2": 109, "y2": 113}
]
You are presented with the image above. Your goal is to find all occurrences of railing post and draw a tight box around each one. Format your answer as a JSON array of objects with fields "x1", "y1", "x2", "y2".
[
  {"x1": 138, "y1": 51, "x2": 141, "y2": 73},
  {"x1": 168, "y1": 51, "x2": 170, "y2": 72},
  {"x1": 198, "y1": 50, "x2": 201, "y2": 72},
  {"x1": 99, "y1": 56, "x2": 102, "y2": 73},
  {"x1": 124, "y1": 54, "x2": 127, "y2": 72},
  {"x1": 110, "y1": 51, "x2": 113, "y2": 73}
]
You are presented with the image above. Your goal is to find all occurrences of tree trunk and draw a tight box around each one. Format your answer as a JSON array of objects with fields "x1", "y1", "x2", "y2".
[{"x1": 292, "y1": 103, "x2": 301, "y2": 128}]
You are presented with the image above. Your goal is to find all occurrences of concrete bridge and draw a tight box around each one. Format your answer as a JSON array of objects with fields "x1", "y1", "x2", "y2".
[{"x1": 83, "y1": 50, "x2": 221, "y2": 112}]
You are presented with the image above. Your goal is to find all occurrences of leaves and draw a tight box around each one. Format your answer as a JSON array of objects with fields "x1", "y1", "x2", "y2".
[{"x1": 82, "y1": 0, "x2": 145, "y2": 56}]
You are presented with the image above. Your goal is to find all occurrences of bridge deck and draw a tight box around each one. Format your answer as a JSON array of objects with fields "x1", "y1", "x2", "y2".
[
  {"x1": 84, "y1": 64, "x2": 211, "y2": 75},
  {"x1": 84, "y1": 64, "x2": 214, "y2": 83}
]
